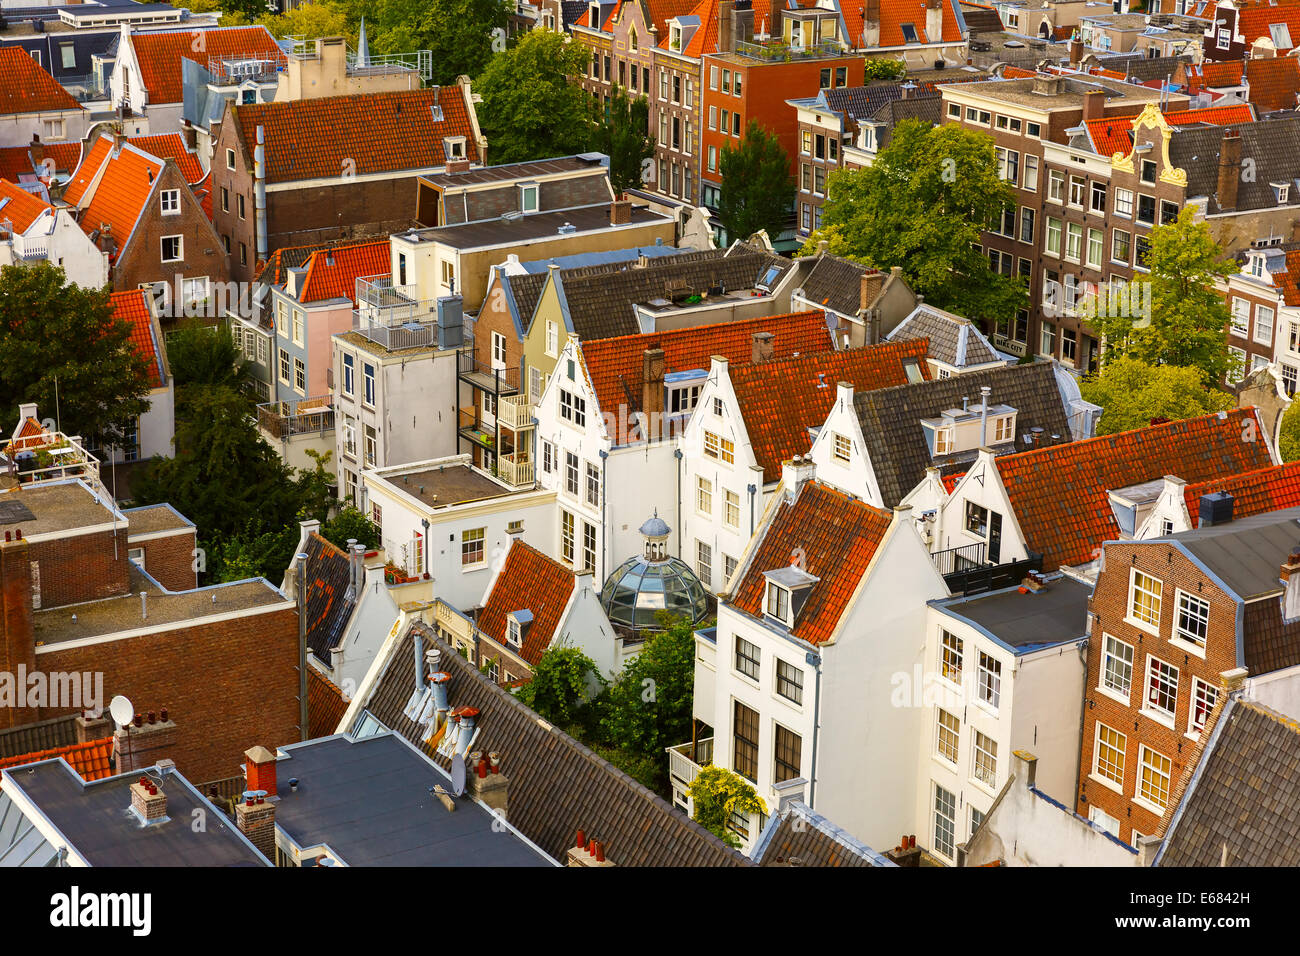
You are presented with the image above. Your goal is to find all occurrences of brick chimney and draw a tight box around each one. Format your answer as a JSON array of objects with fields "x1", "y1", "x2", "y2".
[
  {"x1": 0, "y1": 534, "x2": 36, "y2": 729},
  {"x1": 75, "y1": 711, "x2": 112, "y2": 743},
  {"x1": 1282, "y1": 548, "x2": 1300, "y2": 621},
  {"x1": 567, "y1": 830, "x2": 616, "y2": 866},
  {"x1": 885, "y1": 834, "x2": 922, "y2": 866},
  {"x1": 860, "y1": 270, "x2": 883, "y2": 312},
  {"x1": 129, "y1": 776, "x2": 168, "y2": 825},
  {"x1": 719, "y1": 0, "x2": 735, "y2": 53},
  {"x1": 446, "y1": 158, "x2": 472, "y2": 175},
  {"x1": 641, "y1": 347, "x2": 666, "y2": 437},
  {"x1": 1082, "y1": 89, "x2": 1105, "y2": 121},
  {"x1": 235, "y1": 791, "x2": 277, "y2": 862},
  {"x1": 29, "y1": 134, "x2": 44, "y2": 168},
  {"x1": 610, "y1": 199, "x2": 632, "y2": 225},
  {"x1": 467, "y1": 751, "x2": 509, "y2": 819},
  {"x1": 244, "y1": 745, "x2": 278, "y2": 797},
  {"x1": 1217, "y1": 128, "x2": 1242, "y2": 211},
  {"x1": 1069, "y1": 35, "x2": 1083, "y2": 67},
  {"x1": 112, "y1": 710, "x2": 178, "y2": 774},
  {"x1": 782, "y1": 455, "x2": 816, "y2": 502},
  {"x1": 751, "y1": 330, "x2": 775, "y2": 364}
]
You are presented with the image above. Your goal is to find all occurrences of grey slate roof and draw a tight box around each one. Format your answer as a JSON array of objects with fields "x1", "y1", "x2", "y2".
[
  {"x1": 852, "y1": 361, "x2": 1075, "y2": 506},
  {"x1": 357, "y1": 621, "x2": 750, "y2": 867},
  {"x1": 301, "y1": 533, "x2": 357, "y2": 666},
  {"x1": 754, "y1": 801, "x2": 895, "y2": 867},
  {"x1": 1165, "y1": 506, "x2": 1300, "y2": 601},
  {"x1": 798, "y1": 254, "x2": 875, "y2": 318},
  {"x1": 1158, "y1": 699, "x2": 1300, "y2": 867},
  {"x1": 273, "y1": 733, "x2": 554, "y2": 866},
  {"x1": 886, "y1": 304, "x2": 1002, "y2": 368},
  {"x1": 932, "y1": 575, "x2": 1092, "y2": 651},
  {"x1": 1109, "y1": 53, "x2": 1192, "y2": 82},
  {"x1": 879, "y1": 96, "x2": 944, "y2": 148},
  {"x1": 1170, "y1": 114, "x2": 1300, "y2": 214},
  {"x1": 823, "y1": 83, "x2": 936, "y2": 123},
  {"x1": 0, "y1": 715, "x2": 77, "y2": 760}
]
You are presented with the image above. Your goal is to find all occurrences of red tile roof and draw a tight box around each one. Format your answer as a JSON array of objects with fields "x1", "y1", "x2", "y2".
[
  {"x1": 61, "y1": 136, "x2": 112, "y2": 207},
  {"x1": 130, "y1": 26, "x2": 284, "y2": 106},
  {"x1": 0, "y1": 178, "x2": 53, "y2": 233},
  {"x1": 841, "y1": 0, "x2": 965, "y2": 48},
  {"x1": 298, "y1": 240, "x2": 392, "y2": 305},
  {"x1": 728, "y1": 338, "x2": 932, "y2": 482},
  {"x1": 110, "y1": 289, "x2": 165, "y2": 388},
  {"x1": 1000, "y1": 66, "x2": 1039, "y2": 79},
  {"x1": 476, "y1": 541, "x2": 577, "y2": 667},
  {"x1": 75, "y1": 141, "x2": 165, "y2": 255},
  {"x1": 0, "y1": 48, "x2": 83, "y2": 116},
  {"x1": 1182, "y1": 461, "x2": 1300, "y2": 527},
  {"x1": 731, "y1": 480, "x2": 893, "y2": 646},
  {"x1": 0, "y1": 142, "x2": 81, "y2": 184},
  {"x1": 0, "y1": 737, "x2": 115, "y2": 782},
  {"x1": 232, "y1": 87, "x2": 479, "y2": 185},
  {"x1": 580, "y1": 310, "x2": 834, "y2": 445},
  {"x1": 1237, "y1": 3, "x2": 1300, "y2": 52},
  {"x1": 1275, "y1": 249, "x2": 1300, "y2": 307},
  {"x1": 129, "y1": 133, "x2": 205, "y2": 185},
  {"x1": 941, "y1": 471, "x2": 964, "y2": 494},
  {"x1": 1200, "y1": 59, "x2": 1248, "y2": 86},
  {"x1": 308, "y1": 667, "x2": 350, "y2": 739},
  {"x1": 1086, "y1": 104, "x2": 1256, "y2": 157},
  {"x1": 996, "y1": 408, "x2": 1274, "y2": 570},
  {"x1": 1244, "y1": 56, "x2": 1300, "y2": 111}
]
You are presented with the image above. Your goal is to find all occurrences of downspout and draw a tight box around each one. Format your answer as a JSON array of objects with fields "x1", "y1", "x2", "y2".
[
  {"x1": 599, "y1": 448, "x2": 609, "y2": 578},
  {"x1": 979, "y1": 384, "x2": 991, "y2": 447},
  {"x1": 1073, "y1": 634, "x2": 1089, "y2": 813},
  {"x1": 807, "y1": 648, "x2": 822, "y2": 808},
  {"x1": 254, "y1": 125, "x2": 268, "y2": 267},
  {"x1": 674, "y1": 447, "x2": 683, "y2": 556},
  {"x1": 296, "y1": 551, "x2": 309, "y2": 741},
  {"x1": 421, "y1": 517, "x2": 430, "y2": 576},
  {"x1": 747, "y1": 482, "x2": 757, "y2": 537}
]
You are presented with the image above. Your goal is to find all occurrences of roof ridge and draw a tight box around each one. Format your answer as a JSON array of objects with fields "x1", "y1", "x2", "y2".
[
  {"x1": 583, "y1": 308, "x2": 825, "y2": 350},
  {"x1": 728, "y1": 336, "x2": 926, "y2": 381},
  {"x1": 1236, "y1": 698, "x2": 1300, "y2": 737}
]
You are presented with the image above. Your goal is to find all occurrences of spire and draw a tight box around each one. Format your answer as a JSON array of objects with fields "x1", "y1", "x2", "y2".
[{"x1": 356, "y1": 16, "x2": 371, "y2": 67}]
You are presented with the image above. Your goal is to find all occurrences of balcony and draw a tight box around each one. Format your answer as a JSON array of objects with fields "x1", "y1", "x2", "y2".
[
  {"x1": 667, "y1": 737, "x2": 713, "y2": 796},
  {"x1": 207, "y1": 52, "x2": 287, "y2": 85},
  {"x1": 496, "y1": 394, "x2": 534, "y2": 432},
  {"x1": 353, "y1": 275, "x2": 467, "y2": 352},
  {"x1": 457, "y1": 349, "x2": 518, "y2": 395},
  {"x1": 257, "y1": 395, "x2": 334, "y2": 439},
  {"x1": 931, "y1": 543, "x2": 1044, "y2": 596},
  {"x1": 497, "y1": 451, "x2": 534, "y2": 487},
  {"x1": 1, "y1": 427, "x2": 102, "y2": 495},
  {"x1": 734, "y1": 38, "x2": 843, "y2": 61}
]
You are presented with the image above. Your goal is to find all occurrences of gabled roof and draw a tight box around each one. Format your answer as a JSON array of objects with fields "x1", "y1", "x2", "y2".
[
  {"x1": 70, "y1": 138, "x2": 167, "y2": 253},
  {"x1": 580, "y1": 310, "x2": 834, "y2": 444},
  {"x1": 1236, "y1": 2, "x2": 1300, "y2": 51},
  {"x1": 823, "y1": 82, "x2": 940, "y2": 123},
  {"x1": 0, "y1": 737, "x2": 115, "y2": 783},
  {"x1": 886, "y1": 303, "x2": 1002, "y2": 368},
  {"x1": 1182, "y1": 461, "x2": 1300, "y2": 527},
  {"x1": 997, "y1": 408, "x2": 1273, "y2": 570},
  {"x1": 1199, "y1": 58, "x2": 1248, "y2": 87},
  {"x1": 1243, "y1": 55, "x2": 1300, "y2": 111},
  {"x1": 852, "y1": 362, "x2": 1074, "y2": 507},
  {"x1": 307, "y1": 667, "x2": 350, "y2": 740},
  {"x1": 476, "y1": 541, "x2": 577, "y2": 666},
  {"x1": 842, "y1": 0, "x2": 966, "y2": 47},
  {"x1": 0, "y1": 142, "x2": 81, "y2": 184},
  {"x1": 1085, "y1": 104, "x2": 1256, "y2": 158},
  {"x1": 360, "y1": 621, "x2": 750, "y2": 866},
  {"x1": 730, "y1": 480, "x2": 893, "y2": 646},
  {"x1": 129, "y1": 25, "x2": 284, "y2": 106},
  {"x1": 1158, "y1": 699, "x2": 1300, "y2": 867},
  {"x1": 108, "y1": 289, "x2": 165, "y2": 389},
  {"x1": 728, "y1": 339, "x2": 932, "y2": 483},
  {"x1": 301, "y1": 533, "x2": 357, "y2": 666},
  {"x1": 1273, "y1": 248, "x2": 1300, "y2": 307},
  {"x1": 798, "y1": 254, "x2": 880, "y2": 318},
  {"x1": 0, "y1": 178, "x2": 53, "y2": 234},
  {"x1": 127, "y1": 133, "x2": 205, "y2": 186},
  {"x1": 1170, "y1": 113, "x2": 1300, "y2": 214},
  {"x1": 231, "y1": 87, "x2": 479, "y2": 185},
  {"x1": 297, "y1": 241, "x2": 392, "y2": 306},
  {"x1": 0, "y1": 47, "x2": 83, "y2": 116},
  {"x1": 61, "y1": 136, "x2": 112, "y2": 208},
  {"x1": 754, "y1": 800, "x2": 895, "y2": 867}
]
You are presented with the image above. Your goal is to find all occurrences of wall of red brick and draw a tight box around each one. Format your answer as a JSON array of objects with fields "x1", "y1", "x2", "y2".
[
  {"x1": 130, "y1": 531, "x2": 197, "y2": 592},
  {"x1": 0, "y1": 539, "x2": 36, "y2": 729},
  {"x1": 30, "y1": 530, "x2": 131, "y2": 610}
]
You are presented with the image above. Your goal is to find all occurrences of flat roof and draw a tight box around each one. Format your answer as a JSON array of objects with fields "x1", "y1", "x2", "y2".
[
  {"x1": 933, "y1": 575, "x2": 1092, "y2": 651},
  {"x1": 273, "y1": 733, "x2": 553, "y2": 866},
  {"x1": 421, "y1": 155, "x2": 606, "y2": 188},
  {"x1": 0, "y1": 760, "x2": 267, "y2": 866},
  {"x1": 1158, "y1": 506, "x2": 1300, "y2": 601},
  {"x1": 0, "y1": 481, "x2": 118, "y2": 538},
  {"x1": 124, "y1": 503, "x2": 193, "y2": 536},
  {"x1": 33, "y1": 565, "x2": 286, "y2": 645},
  {"x1": 397, "y1": 203, "x2": 668, "y2": 250},
  {"x1": 946, "y1": 75, "x2": 1170, "y2": 108},
  {"x1": 378, "y1": 463, "x2": 512, "y2": 509}
]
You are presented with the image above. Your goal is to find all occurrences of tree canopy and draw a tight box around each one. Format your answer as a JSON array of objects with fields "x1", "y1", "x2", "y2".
[
  {"x1": 590, "y1": 85, "x2": 655, "y2": 194},
  {"x1": 1279, "y1": 400, "x2": 1300, "y2": 463},
  {"x1": 370, "y1": 0, "x2": 510, "y2": 84},
  {"x1": 862, "y1": 58, "x2": 906, "y2": 81},
  {"x1": 686, "y1": 765, "x2": 767, "y2": 848},
  {"x1": 515, "y1": 646, "x2": 603, "y2": 725},
  {"x1": 597, "y1": 616, "x2": 696, "y2": 761},
  {"x1": 717, "y1": 120, "x2": 794, "y2": 243},
  {"x1": 1079, "y1": 357, "x2": 1235, "y2": 436}
]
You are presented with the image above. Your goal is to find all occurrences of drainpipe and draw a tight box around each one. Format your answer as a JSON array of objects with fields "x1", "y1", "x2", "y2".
[
  {"x1": 1073, "y1": 634, "x2": 1089, "y2": 811},
  {"x1": 599, "y1": 448, "x2": 609, "y2": 578},
  {"x1": 979, "y1": 385, "x2": 991, "y2": 447},
  {"x1": 747, "y1": 482, "x2": 757, "y2": 537},
  {"x1": 674, "y1": 447, "x2": 683, "y2": 556},
  {"x1": 421, "y1": 518, "x2": 430, "y2": 576},
  {"x1": 254, "y1": 125, "x2": 268, "y2": 267},
  {"x1": 807, "y1": 648, "x2": 822, "y2": 808},
  {"x1": 296, "y1": 551, "x2": 309, "y2": 741}
]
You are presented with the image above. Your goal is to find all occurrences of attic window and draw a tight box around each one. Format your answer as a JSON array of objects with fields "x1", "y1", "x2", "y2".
[
  {"x1": 933, "y1": 425, "x2": 953, "y2": 455},
  {"x1": 519, "y1": 182, "x2": 539, "y2": 213},
  {"x1": 671, "y1": 24, "x2": 683, "y2": 49},
  {"x1": 903, "y1": 357, "x2": 924, "y2": 384},
  {"x1": 507, "y1": 610, "x2": 532, "y2": 647},
  {"x1": 1272, "y1": 182, "x2": 1290, "y2": 204},
  {"x1": 763, "y1": 566, "x2": 819, "y2": 628},
  {"x1": 1270, "y1": 23, "x2": 1293, "y2": 48},
  {"x1": 900, "y1": 23, "x2": 919, "y2": 43},
  {"x1": 444, "y1": 137, "x2": 466, "y2": 161},
  {"x1": 1249, "y1": 254, "x2": 1266, "y2": 278}
]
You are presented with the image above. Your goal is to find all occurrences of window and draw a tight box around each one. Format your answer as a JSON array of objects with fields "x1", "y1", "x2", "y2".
[
  {"x1": 544, "y1": 320, "x2": 559, "y2": 358},
  {"x1": 1137, "y1": 746, "x2": 1172, "y2": 811},
  {"x1": 733, "y1": 701, "x2": 759, "y2": 781},
  {"x1": 238, "y1": 193, "x2": 246, "y2": 220},
  {"x1": 1140, "y1": 159, "x2": 1157, "y2": 185},
  {"x1": 585, "y1": 462, "x2": 600, "y2": 506},
  {"x1": 723, "y1": 489, "x2": 740, "y2": 529},
  {"x1": 940, "y1": 630, "x2": 962, "y2": 683},
  {"x1": 293, "y1": 358, "x2": 306, "y2": 393},
  {"x1": 776, "y1": 659, "x2": 803, "y2": 704},
  {"x1": 461, "y1": 528, "x2": 485, "y2": 567},
  {"x1": 970, "y1": 806, "x2": 986, "y2": 835},
  {"x1": 1136, "y1": 194, "x2": 1156, "y2": 225},
  {"x1": 226, "y1": 148, "x2": 236, "y2": 170},
  {"x1": 363, "y1": 363, "x2": 375, "y2": 406},
  {"x1": 832, "y1": 432, "x2": 851, "y2": 463},
  {"x1": 713, "y1": 397, "x2": 724, "y2": 417},
  {"x1": 697, "y1": 540, "x2": 712, "y2": 581},
  {"x1": 1023, "y1": 153, "x2": 1039, "y2": 191},
  {"x1": 1112, "y1": 229, "x2": 1131, "y2": 264},
  {"x1": 1019, "y1": 207, "x2": 1035, "y2": 244},
  {"x1": 1086, "y1": 228, "x2": 1103, "y2": 269},
  {"x1": 1090, "y1": 181, "x2": 1106, "y2": 213},
  {"x1": 965, "y1": 501, "x2": 989, "y2": 537},
  {"x1": 996, "y1": 147, "x2": 1019, "y2": 185},
  {"x1": 933, "y1": 426, "x2": 952, "y2": 455},
  {"x1": 774, "y1": 724, "x2": 802, "y2": 783},
  {"x1": 342, "y1": 353, "x2": 354, "y2": 395},
  {"x1": 1102, "y1": 634, "x2": 1134, "y2": 700},
  {"x1": 724, "y1": 554, "x2": 738, "y2": 582},
  {"x1": 292, "y1": 310, "x2": 304, "y2": 347},
  {"x1": 582, "y1": 522, "x2": 597, "y2": 572},
  {"x1": 933, "y1": 785, "x2": 957, "y2": 860},
  {"x1": 1068, "y1": 175, "x2": 1086, "y2": 207},
  {"x1": 703, "y1": 431, "x2": 734, "y2": 464},
  {"x1": 1255, "y1": 305, "x2": 1276, "y2": 347},
  {"x1": 977, "y1": 652, "x2": 1001, "y2": 709},
  {"x1": 1047, "y1": 169, "x2": 1065, "y2": 202},
  {"x1": 561, "y1": 510, "x2": 575, "y2": 564},
  {"x1": 1065, "y1": 222, "x2": 1083, "y2": 262},
  {"x1": 1128, "y1": 569, "x2": 1162, "y2": 631},
  {"x1": 696, "y1": 475, "x2": 713, "y2": 515},
  {"x1": 440, "y1": 260, "x2": 456, "y2": 290},
  {"x1": 161, "y1": 235, "x2": 182, "y2": 262},
  {"x1": 1094, "y1": 723, "x2": 1126, "y2": 787},
  {"x1": 734, "y1": 636, "x2": 760, "y2": 681},
  {"x1": 765, "y1": 581, "x2": 790, "y2": 623},
  {"x1": 1174, "y1": 591, "x2": 1209, "y2": 649},
  {"x1": 363, "y1": 424, "x2": 376, "y2": 465},
  {"x1": 936, "y1": 709, "x2": 959, "y2": 764},
  {"x1": 160, "y1": 189, "x2": 180, "y2": 215},
  {"x1": 1190, "y1": 678, "x2": 1218, "y2": 735},
  {"x1": 565, "y1": 452, "x2": 579, "y2": 495},
  {"x1": 972, "y1": 730, "x2": 998, "y2": 788},
  {"x1": 1045, "y1": 217, "x2": 1062, "y2": 256},
  {"x1": 559, "y1": 390, "x2": 586, "y2": 427},
  {"x1": 1144, "y1": 656, "x2": 1179, "y2": 721},
  {"x1": 1160, "y1": 200, "x2": 1178, "y2": 226},
  {"x1": 278, "y1": 348, "x2": 291, "y2": 384},
  {"x1": 370, "y1": 502, "x2": 382, "y2": 531}
]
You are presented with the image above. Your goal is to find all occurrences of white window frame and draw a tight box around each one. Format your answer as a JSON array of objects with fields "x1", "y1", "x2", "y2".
[
  {"x1": 1136, "y1": 745, "x2": 1172, "y2": 814},
  {"x1": 1188, "y1": 677, "x2": 1218, "y2": 737},
  {"x1": 160, "y1": 189, "x2": 181, "y2": 216},
  {"x1": 1142, "y1": 655, "x2": 1179, "y2": 726},
  {"x1": 935, "y1": 708, "x2": 959, "y2": 765},
  {"x1": 1092, "y1": 721, "x2": 1126, "y2": 792},
  {"x1": 1172, "y1": 588, "x2": 1209, "y2": 654},
  {"x1": 160, "y1": 235, "x2": 183, "y2": 263},
  {"x1": 1125, "y1": 567, "x2": 1162, "y2": 635},
  {"x1": 1099, "y1": 632, "x2": 1134, "y2": 704}
]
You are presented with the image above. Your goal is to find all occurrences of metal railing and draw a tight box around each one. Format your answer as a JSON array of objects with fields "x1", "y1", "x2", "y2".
[
  {"x1": 207, "y1": 53, "x2": 287, "y2": 85},
  {"x1": 2, "y1": 428, "x2": 102, "y2": 496},
  {"x1": 735, "y1": 38, "x2": 843, "y2": 61},
  {"x1": 353, "y1": 275, "x2": 456, "y2": 350},
  {"x1": 930, "y1": 541, "x2": 985, "y2": 576},
  {"x1": 457, "y1": 349, "x2": 519, "y2": 393},
  {"x1": 257, "y1": 396, "x2": 334, "y2": 439},
  {"x1": 944, "y1": 552, "x2": 1044, "y2": 596}
]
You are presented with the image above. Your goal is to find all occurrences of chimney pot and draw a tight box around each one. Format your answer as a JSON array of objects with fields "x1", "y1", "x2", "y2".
[{"x1": 576, "y1": 829, "x2": 586, "y2": 848}]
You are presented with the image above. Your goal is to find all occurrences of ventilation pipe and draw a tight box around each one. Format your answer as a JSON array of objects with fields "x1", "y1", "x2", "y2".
[
  {"x1": 254, "y1": 125, "x2": 268, "y2": 265},
  {"x1": 979, "y1": 385, "x2": 991, "y2": 446}
]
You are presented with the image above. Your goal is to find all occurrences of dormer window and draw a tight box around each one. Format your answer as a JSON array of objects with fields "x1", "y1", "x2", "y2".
[
  {"x1": 766, "y1": 581, "x2": 790, "y2": 622},
  {"x1": 671, "y1": 24, "x2": 683, "y2": 49},
  {"x1": 589, "y1": 1, "x2": 600, "y2": 28},
  {"x1": 763, "y1": 566, "x2": 819, "y2": 628},
  {"x1": 507, "y1": 610, "x2": 532, "y2": 648},
  {"x1": 934, "y1": 426, "x2": 953, "y2": 455},
  {"x1": 1249, "y1": 254, "x2": 1266, "y2": 278},
  {"x1": 444, "y1": 137, "x2": 466, "y2": 161},
  {"x1": 1272, "y1": 182, "x2": 1290, "y2": 204},
  {"x1": 519, "y1": 182, "x2": 539, "y2": 213},
  {"x1": 993, "y1": 415, "x2": 1014, "y2": 443}
]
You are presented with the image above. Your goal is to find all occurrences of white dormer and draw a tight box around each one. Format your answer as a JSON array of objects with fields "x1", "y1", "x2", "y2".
[
  {"x1": 920, "y1": 402, "x2": 1018, "y2": 458},
  {"x1": 507, "y1": 609, "x2": 532, "y2": 647},
  {"x1": 763, "y1": 565, "x2": 819, "y2": 628}
]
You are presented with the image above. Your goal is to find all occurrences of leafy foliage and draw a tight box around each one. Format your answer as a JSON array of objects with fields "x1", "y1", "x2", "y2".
[
  {"x1": 321, "y1": 506, "x2": 381, "y2": 551},
  {"x1": 591, "y1": 85, "x2": 655, "y2": 194},
  {"x1": 370, "y1": 0, "x2": 510, "y2": 84},
  {"x1": 166, "y1": 321, "x2": 251, "y2": 403},
  {"x1": 717, "y1": 121, "x2": 794, "y2": 242},
  {"x1": 1079, "y1": 357, "x2": 1235, "y2": 436},
  {"x1": 596, "y1": 615, "x2": 696, "y2": 762},
  {"x1": 0, "y1": 262, "x2": 151, "y2": 446},
  {"x1": 474, "y1": 29, "x2": 593, "y2": 164},
  {"x1": 686, "y1": 765, "x2": 767, "y2": 848},
  {"x1": 802, "y1": 119, "x2": 1026, "y2": 322},
  {"x1": 516, "y1": 646, "x2": 603, "y2": 725},
  {"x1": 862, "y1": 58, "x2": 905, "y2": 81},
  {"x1": 1279, "y1": 400, "x2": 1300, "y2": 463}
]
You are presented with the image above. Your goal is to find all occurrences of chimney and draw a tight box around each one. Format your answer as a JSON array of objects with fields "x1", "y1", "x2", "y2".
[
  {"x1": 446, "y1": 157, "x2": 472, "y2": 175},
  {"x1": 1198, "y1": 491, "x2": 1234, "y2": 527},
  {"x1": 1281, "y1": 548, "x2": 1300, "y2": 621},
  {"x1": 567, "y1": 830, "x2": 617, "y2": 866},
  {"x1": 75, "y1": 710, "x2": 112, "y2": 743},
  {"x1": 1014, "y1": 749, "x2": 1038, "y2": 790},
  {"x1": 1082, "y1": 89, "x2": 1105, "y2": 121},
  {"x1": 719, "y1": 0, "x2": 735, "y2": 53},
  {"x1": 468, "y1": 751, "x2": 509, "y2": 820},
  {"x1": 244, "y1": 745, "x2": 278, "y2": 798},
  {"x1": 0, "y1": 535, "x2": 36, "y2": 729},
  {"x1": 865, "y1": 0, "x2": 880, "y2": 25},
  {"x1": 1217, "y1": 129, "x2": 1242, "y2": 212},
  {"x1": 235, "y1": 790, "x2": 277, "y2": 862},
  {"x1": 782, "y1": 455, "x2": 816, "y2": 502},
  {"x1": 29, "y1": 134, "x2": 44, "y2": 167},
  {"x1": 1069, "y1": 35, "x2": 1083, "y2": 67},
  {"x1": 751, "y1": 330, "x2": 775, "y2": 364},
  {"x1": 885, "y1": 835, "x2": 922, "y2": 866},
  {"x1": 610, "y1": 199, "x2": 632, "y2": 225},
  {"x1": 859, "y1": 270, "x2": 883, "y2": 313},
  {"x1": 129, "y1": 777, "x2": 168, "y2": 825},
  {"x1": 641, "y1": 347, "x2": 666, "y2": 437},
  {"x1": 112, "y1": 711, "x2": 178, "y2": 774},
  {"x1": 112, "y1": 130, "x2": 125, "y2": 154}
]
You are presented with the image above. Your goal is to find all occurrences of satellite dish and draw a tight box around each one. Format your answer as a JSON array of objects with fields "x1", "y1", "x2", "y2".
[
  {"x1": 449, "y1": 753, "x2": 466, "y2": 797},
  {"x1": 109, "y1": 695, "x2": 133, "y2": 730}
]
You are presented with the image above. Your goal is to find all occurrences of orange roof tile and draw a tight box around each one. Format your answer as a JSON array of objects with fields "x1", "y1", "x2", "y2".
[
  {"x1": 1182, "y1": 461, "x2": 1300, "y2": 527},
  {"x1": 729, "y1": 338, "x2": 932, "y2": 482},
  {"x1": 308, "y1": 667, "x2": 350, "y2": 739},
  {"x1": 1237, "y1": 3, "x2": 1300, "y2": 51},
  {"x1": 841, "y1": 0, "x2": 965, "y2": 48},
  {"x1": 110, "y1": 289, "x2": 165, "y2": 388},
  {"x1": 77, "y1": 141, "x2": 164, "y2": 255},
  {"x1": 1244, "y1": 56, "x2": 1300, "y2": 111},
  {"x1": 298, "y1": 241, "x2": 392, "y2": 305},
  {"x1": 130, "y1": 26, "x2": 284, "y2": 106},
  {"x1": 232, "y1": 87, "x2": 479, "y2": 185},
  {"x1": 1201, "y1": 59, "x2": 1247, "y2": 87},
  {"x1": 580, "y1": 310, "x2": 835, "y2": 445},
  {"x1": 61, "y1": 136, "x2": 112, "y2": 207},
  {"x1": 941, "y1": 471, "x2": 965, "y2": 493},
  {"x1": 731, "y1": 480, "x2": 893, "y2": 646},
  {"x1": 0, "y1": 48, "x2": 83, "y2": 116},
  {"x1": 1001, "y1": 66, "x2": 1040, "y2": 79},
  {"x1": 996, "y1": 408, "x2": 1274, "y2": 570},
  {"x1": 477, "y1": 541, "x2": 577, "y2": 666},
  {"x1": 0, "y1": 737, "x2": 115, "y2": 782},
  {"x1": 1275, "y1": 249, "x2": 1300, "y2": 307},
  {"x1": 0, "y1": 142, "x2": 81, "y2": 183},
  {"x1": 1086, "y1": 104, "x2": 1256, "y2": 157},
  {"x1": 129, "y1": 133, "x2": 205, "y2": 185},
  {"x1": 0, "y1": 178, "x2": 53, "y2": 233}
]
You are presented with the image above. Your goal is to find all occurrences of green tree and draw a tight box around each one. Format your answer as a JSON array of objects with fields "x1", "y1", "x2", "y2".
[
  {"x1": 717, "y1": 120, "x2": 794, "y2": 243},
  {"x1": 214, "y1": 523, "x2": 299, "y2": 583},
  {"x1": 474, "y1": 29, "x2": 592, "y2": 164},
  {"x1": 1079, "y1": 357, "x2": 1235, "y2": 436},
  {"x1": 372, "y1": 0, "x2": 509, "y2": 85},
  {"x1": 802, "y1": 119, "x2": 1026, "y2": 323},
  {"x1": 515, "y1": 646, "x2": 603, "y2": 725},
  {"x1": 1280, "y1": 401, "x2": 1300, "y2": 463},
  {"x1": 0, "y1": 262, "x2": 151, "y2": 446},
  {"x1": 217, "y1": 0, "x2": 272, "y2": 20},
  {"x1": 597, "y1": 616, "x2": 697, "y2": 763},
  {"x1": 590, "y1": 85, "x2": 655, "y2": 194},
  {"x1": 1085, "y1": 208, "x2": 1234, "y2": 386},
  {"x1": 863, "y1": 58, "x2": 906, "y2": 81},
  {"x1": 321, "y1": 506, "x2": 381, "y2": 551},
  {"x1": 166, "y1": 321, "x2": 251, "y2": 401},
  {"x1": 686, "y1": 765, "x2": 767, "y2": 848}
]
